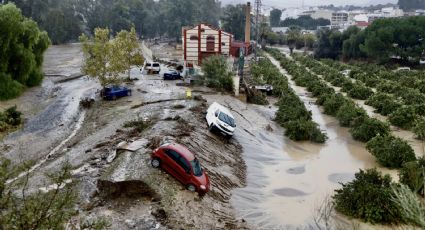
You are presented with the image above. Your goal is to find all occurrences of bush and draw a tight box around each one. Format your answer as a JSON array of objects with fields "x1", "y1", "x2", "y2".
[
  {"x1": 4, "y1": 106, "x2": 22, "y2": 126},
  {"x1": 0, "y1": 73, "x2": 25, "y2": 101},
  {"x1": 413, "y1": 118, "x2": 425, "y2": 140},
  {"x1": 366, "y1": 135, "x2": 416, "y2": 168},
  {"x1": 336, "y1": 102, "x2": 367, "y2": 127},
  {"x1": 388, "y1": 106, "x2": 418, "y2": 129},
  {"x1": 365, "y1": 92, "x2": 401, "y2": 116},
  {"x1": 348, "y1": 82, "x2": 374, "y2": 100},
  {"x1": 322, "y1": 93, "x2": 347, "y2": 116},
  {"x1": 284, "y1": 120, "x2": 327, "y2": 143},
  {"x1": 202, "y1": 55, "x2": 234, "y2": 92},
  {"x1": 399, "y1": 157, "x2": 425, "y2": 195},
  {"x1": 350, "y1": 117, "x2": 390, "y2": 142},
  {"x1": 333, "y1": 168, "x2": 402, "y2": 224}
]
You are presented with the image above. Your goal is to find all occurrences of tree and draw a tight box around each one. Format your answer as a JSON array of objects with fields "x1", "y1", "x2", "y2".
[
  {"x1": 269, "y1": 9, "x2": 282, "y2": 27},
  {"x1": 398, "y1": 0, "x2": 425, "y2": 10},
  {"x1": 0, "y1": 159, "x2": 76, "y2": 229},
  {"x1": 80, "y1": 28, "x2": 119, "y2": 87},
  {"x1": 202, "y1": 55, "x2": 234, "y2": 92},
  {"x1": 221, "y1": 4, "x2": 246, "y2": 41},
  {"x1": 315, "y1": 28, "x2": 342, "y2": 59},
  {"x1": 111, "y1": 27, "x2": 144, "y2": 80},
  {"x1": 0, "y1": 3, "x2": 50, "y2": 100},
  {"x1": 280, "y1": 15, "x2": 330, "y2": 30},
  {"x1": 286, "y1": 26, "x2": 301, "y2": 54}
]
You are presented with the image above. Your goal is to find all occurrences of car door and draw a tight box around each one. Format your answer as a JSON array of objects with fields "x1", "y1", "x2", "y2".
[{"x1": 163, "y1": 149, "x2": 187, "y2": 183}]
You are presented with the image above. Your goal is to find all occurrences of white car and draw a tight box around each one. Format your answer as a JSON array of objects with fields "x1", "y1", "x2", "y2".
[
  {"x1": 143, "y1": 61, "x2": 161, "y2": 74},
  {"x1": 206, "y1": 102, "x2": 236, "y2": 137}
]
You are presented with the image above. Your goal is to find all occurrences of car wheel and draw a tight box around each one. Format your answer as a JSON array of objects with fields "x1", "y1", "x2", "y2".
[
  {"x1": 187, "y1": 184, "x2": 196, "y2": 192},
  {"x1": 151, "y1": 158, "x2": 161, "y2": 168},
  {"x1": 208, "y1": 124, "x2": 214, "y2": 132},
  {"x1": 112, "y1": 95, "x2": 117, "y2": 100}
]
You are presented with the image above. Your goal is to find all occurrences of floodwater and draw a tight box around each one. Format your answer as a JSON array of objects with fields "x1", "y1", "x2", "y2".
[{"x1": 209, "y1": 54, "x2": 399, "y2": 229}]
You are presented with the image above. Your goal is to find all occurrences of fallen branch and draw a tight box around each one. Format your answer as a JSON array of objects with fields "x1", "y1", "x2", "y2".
[{"x1": 131, "y1": 99, "x2": 187, "y2": 109}]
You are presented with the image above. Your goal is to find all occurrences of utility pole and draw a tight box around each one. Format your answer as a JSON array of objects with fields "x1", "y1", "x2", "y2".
[{"x1": 254, "y1": 0, "x2": 261, "y2": 61}]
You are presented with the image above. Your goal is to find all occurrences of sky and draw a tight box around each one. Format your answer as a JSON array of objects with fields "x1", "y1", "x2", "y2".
[{"x1": 221, "y1": 0, "x2": 398, "y2": 8}]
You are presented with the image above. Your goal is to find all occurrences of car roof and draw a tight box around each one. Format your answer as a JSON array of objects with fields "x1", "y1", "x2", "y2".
[
  {"x1": 163, "y1": 143, "x2": 195, "y2": 161},
  {"x1": 211, "y1": 102, "x2": 234, "y2": 119}
]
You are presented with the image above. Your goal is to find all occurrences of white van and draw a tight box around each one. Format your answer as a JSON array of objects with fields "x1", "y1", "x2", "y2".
[
  {"x1": 143, "y1": 61, "x2": 161, "y2": 74},
  {"x1": 206, "y1": 102, "x2": 236, "y2": 137}
]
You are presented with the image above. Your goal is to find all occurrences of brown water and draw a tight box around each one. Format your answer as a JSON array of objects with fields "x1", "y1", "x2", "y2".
[{"x1": 209, "y1": 55, "x2": 400, "y2": 229}]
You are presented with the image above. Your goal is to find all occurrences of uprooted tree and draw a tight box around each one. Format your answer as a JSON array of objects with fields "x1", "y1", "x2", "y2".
[{"x1": 80, "y1": 27, "x2": 143, "y2": 87}]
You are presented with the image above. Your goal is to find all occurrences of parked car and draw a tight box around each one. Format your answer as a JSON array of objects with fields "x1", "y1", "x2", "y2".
[
  {"x1": 100, "y1": 86, "x2": 132, "y2": 100},
  {"x1": 143, "y1": 61, "x2": 161, "y2": 74},
  {"x1": 163, "y1": 70, "x2": 181, "y2": 80},
  {"x1": 151, "y1": 143, "x2": 210, "y2": 194},
  {"x1": 206, "y1": 102, "x2": 236, "y2": 137},
  {"x1": 250, "y1": 84, "x2": 273, "y2": 95}
]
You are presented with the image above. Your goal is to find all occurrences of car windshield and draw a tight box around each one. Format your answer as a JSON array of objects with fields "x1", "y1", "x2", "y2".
[
  {"x1": 153, "y1": 63, "x2": 160, "y2": 67},
  {"x1": 218, "y1": 112, "x2": 235, "y2": 127},
  {"x1": 190, "y1": 158, "x2": 203, "y2": 177}
]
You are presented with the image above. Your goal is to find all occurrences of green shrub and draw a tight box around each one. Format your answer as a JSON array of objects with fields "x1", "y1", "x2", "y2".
[
  {"x1": 366, "y1": 135, "x2": 416, "y2": 168},
  {"x1": 413, "y1": 118, "x2": 425, "y2": 140},
  {"x1": 284, "y1": 120, "x2": 327, "y2": 143},
  {"x1": 333, "y1": 168, "x2": 402, "y2": 224},
  {"x1": 0, "y1": 73, "x2": 25, "y2": 101},
  {"x1": 275, "y1": 97, "x2": 312, "y2": 125},
  {"x1": 4, "y1": 106, "x2": 22, "y2": 126},
  {"x1": 202, "y1": 55, "x2": 234, "y2": 92},
  {"x1": 323, "y1": 93, "x2": 347, "y2": 116},
  {"x1": 350, "y1": 117, "x2": 390, "y2": 142},
  {"x1": 388, "y1": 106, "x2": 417, "y2": 129},
  {"x1": 348, "y1": 82, "x2": 374, "y2": 100},
  {"x1": 365, "y1": 92, "x2": 401, "y2": 116},
  {"x1": 336, "y1": 102, "x2": 367, "y2": 127},
  {"x1": 399, "y1": 157, "x2": 425, "y2": 195}
]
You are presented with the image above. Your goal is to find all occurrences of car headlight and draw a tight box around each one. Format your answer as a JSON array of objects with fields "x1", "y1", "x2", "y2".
[{"x1": 200, "y1": 185, "x2": 206, "y2": 190}]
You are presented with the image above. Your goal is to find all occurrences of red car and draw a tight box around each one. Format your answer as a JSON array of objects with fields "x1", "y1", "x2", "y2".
[{"x1": 151, "y1": 143, "x2": 210, "y2": 194}]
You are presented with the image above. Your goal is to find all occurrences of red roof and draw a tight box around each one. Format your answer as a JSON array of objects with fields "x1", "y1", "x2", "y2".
[{"x1": 356, "y1": 21, "x2": 370, "y2": 27}]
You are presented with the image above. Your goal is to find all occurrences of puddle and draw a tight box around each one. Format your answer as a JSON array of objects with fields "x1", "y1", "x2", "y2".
[{"x1": 273, "y1": 188, "x2": 309, "y2": 197}]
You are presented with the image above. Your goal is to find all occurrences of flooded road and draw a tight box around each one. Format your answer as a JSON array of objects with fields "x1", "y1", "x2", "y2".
[{"x1": 204, "y1": 54, "x2": 399, "y2": 229}]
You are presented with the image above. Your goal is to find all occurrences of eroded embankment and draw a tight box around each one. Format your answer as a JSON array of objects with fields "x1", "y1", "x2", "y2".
[{"x1": 65, "y1": 96, "x2": 248, "y2": 229}]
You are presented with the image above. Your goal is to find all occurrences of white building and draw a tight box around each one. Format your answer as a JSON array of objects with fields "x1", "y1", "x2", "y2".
[
  {"x1": 331, "y1": 12, "x2": 349, "y2": 29},
  {"x1": 182, "y1": 23, "x2": 233, "y2": 66}
]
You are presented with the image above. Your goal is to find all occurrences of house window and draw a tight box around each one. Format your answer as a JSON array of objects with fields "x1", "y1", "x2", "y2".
[
  {"x1": 207, "y1": 36, "x2": 215, "y2": 52},
  {"x1": 221, "y1": 42, "x2": 226, "y2": 46},
  {"x1": 190, "y1": 35, "x2": 198, "y2": 40}
]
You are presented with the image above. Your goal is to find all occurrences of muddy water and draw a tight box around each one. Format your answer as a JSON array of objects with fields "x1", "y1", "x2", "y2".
[{"x1": 205, "y1": 55, "x2": 399, "y2": 228}]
